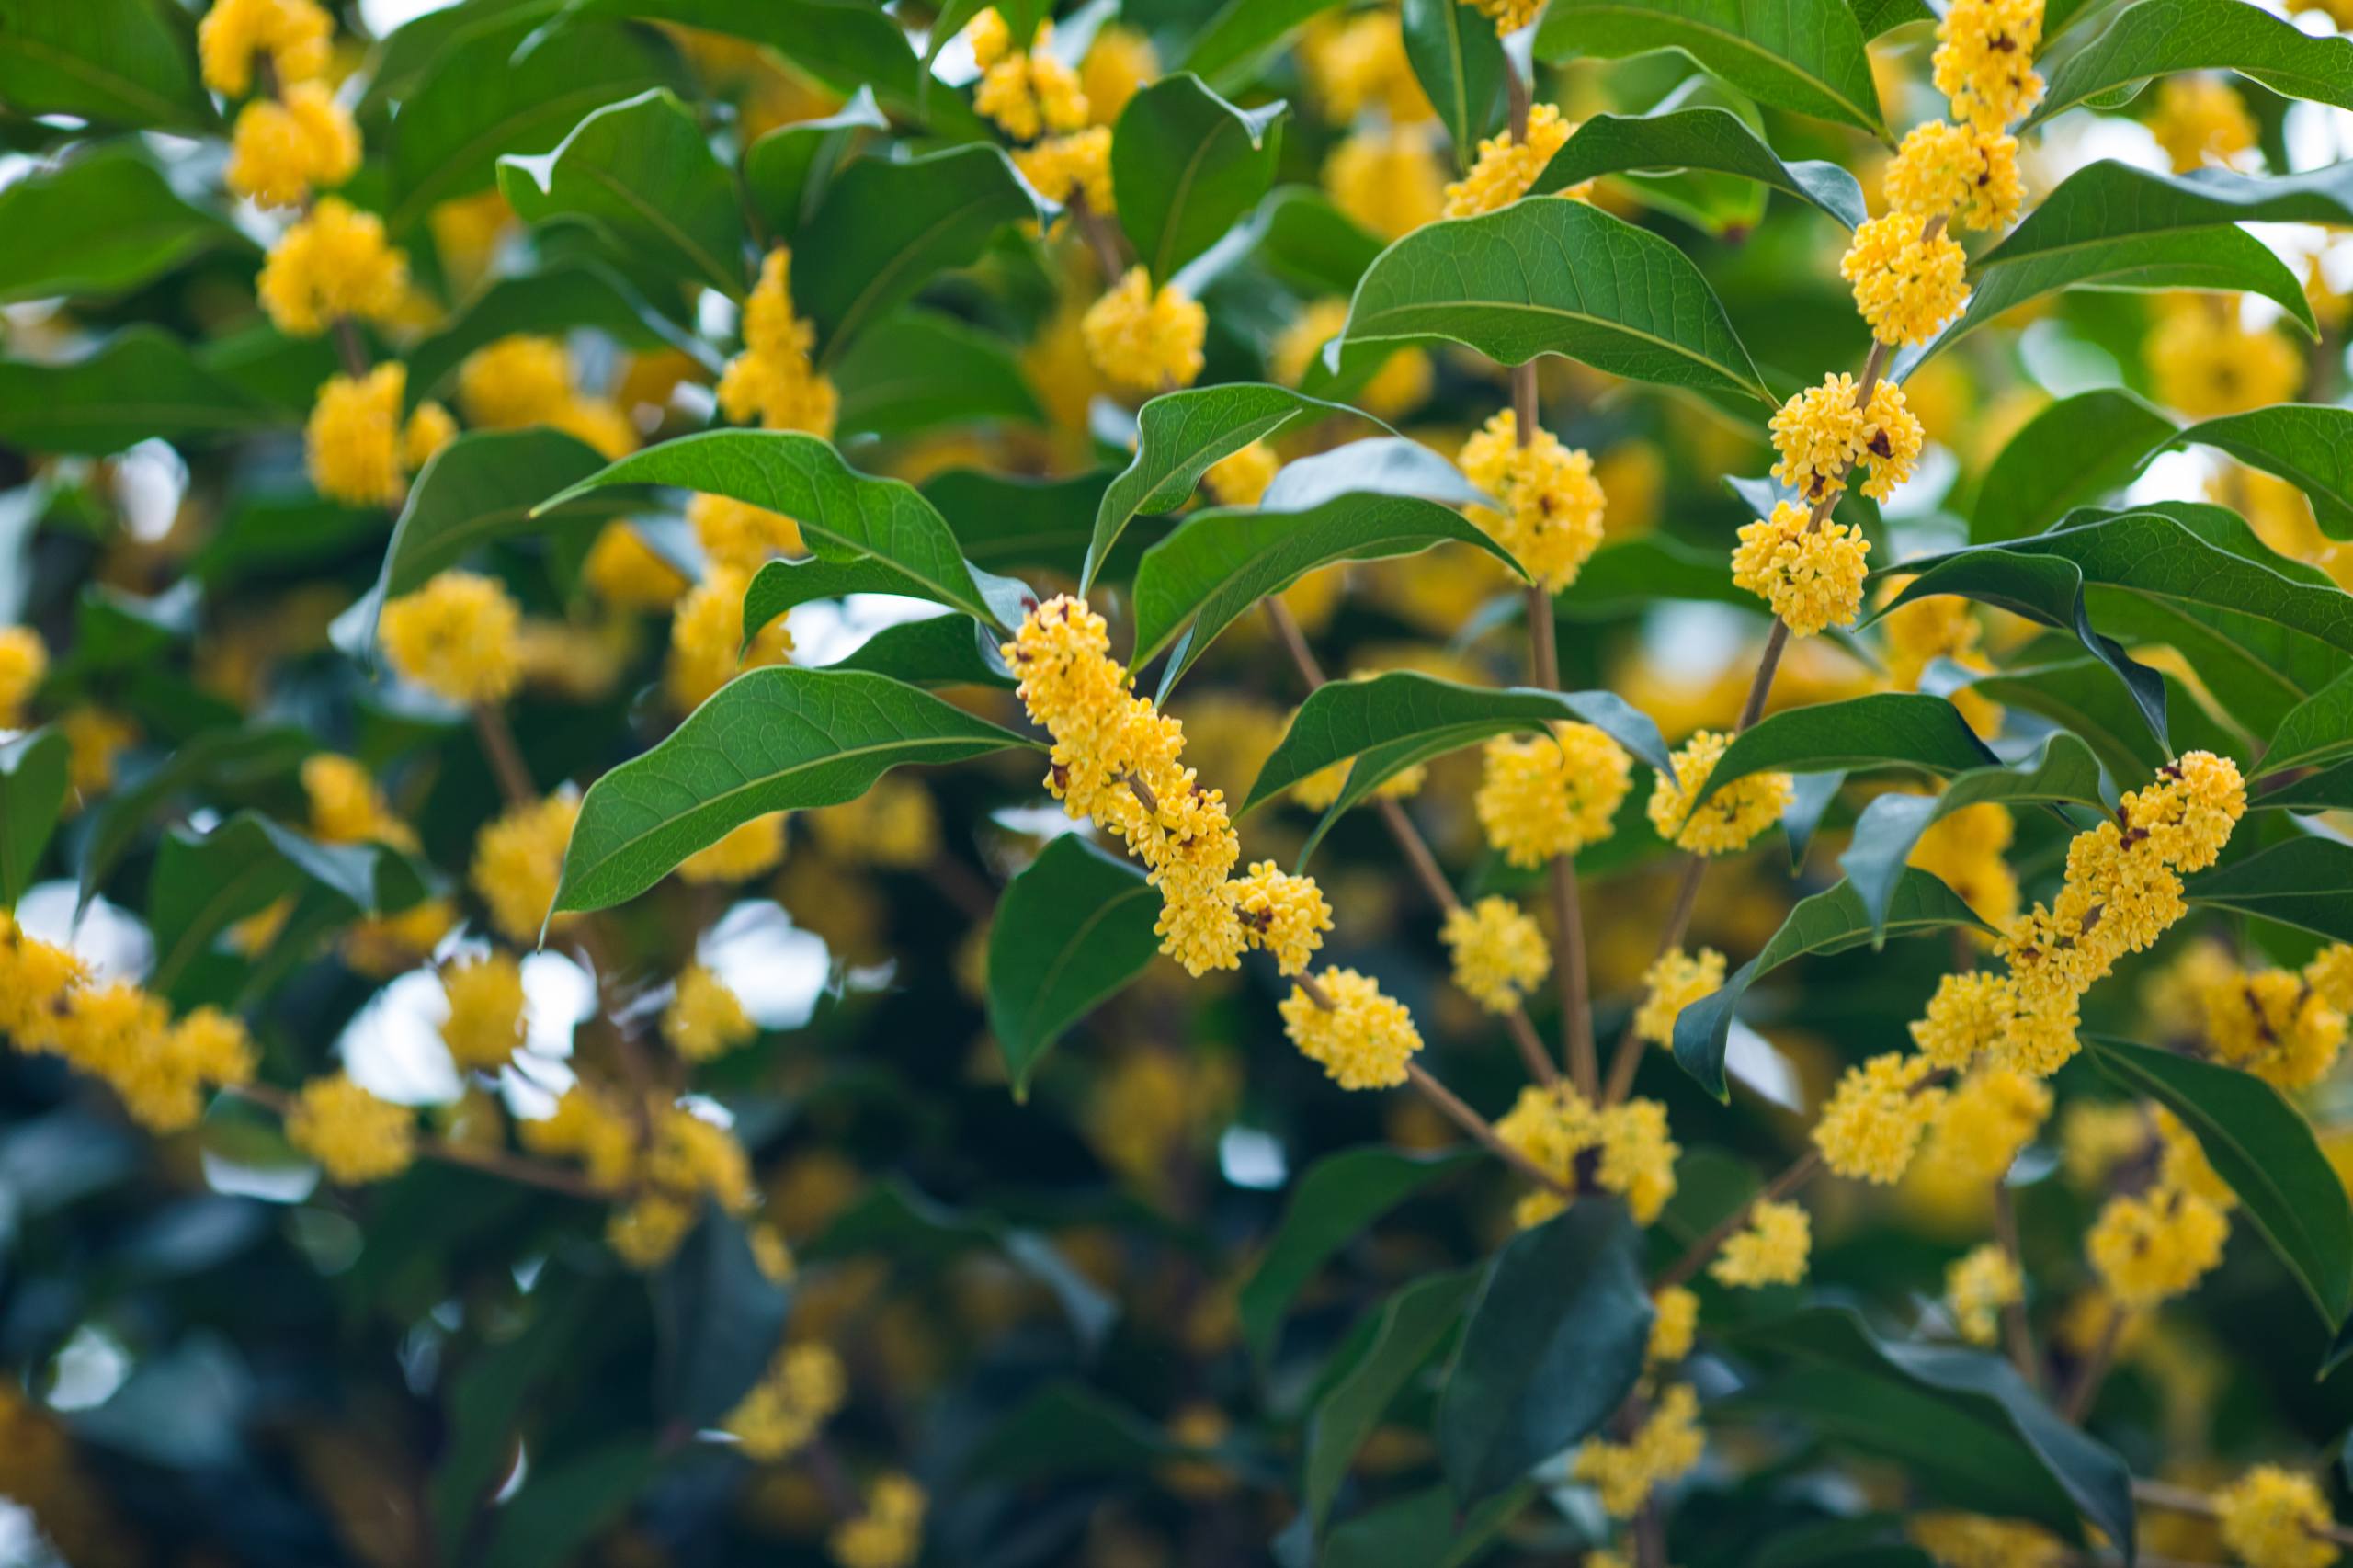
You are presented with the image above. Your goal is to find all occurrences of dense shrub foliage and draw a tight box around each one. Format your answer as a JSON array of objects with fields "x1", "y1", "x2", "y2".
[{"x1": 3, "y1": 0, "x2": 2353, "y2": 1563}]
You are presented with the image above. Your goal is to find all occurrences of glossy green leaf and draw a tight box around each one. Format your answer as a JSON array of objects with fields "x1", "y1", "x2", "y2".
[
  {"x1": 0, "y1": 148, "x2": 247, "y2": 305},
  {"x1": 741, "y1": 87, "x2": 887, "y2": 243},
  {"x1": 1112, "y1": 74, "x2": 1289, "y2": 283},
  {"x1": 2260, "y1": 666, "x2": 2353, "y2": 778},
  {"x1": 2173, "y1": 404, "x2": 2353, "y2": 540},
  {"x1": 651, "y1": 1207, "x2": 790, "y2": 1428},
  {"x1": 145, "y1": 812, "x2": 413, "y2": 997},
  {"x1": 962, "y1": 1381, "x2": 1180, "y2": 1484},
  {"x1": 0, "y1": 729, "x2": 68, "y2": 907},
  {"x1": 1693, "y1": 692, "x2": 2000, "y2": 809},
  {"x1": 540, "y1": 431, "x2": 1010, "y2": 628},
  {"x1": 1722, "y1": 1307, "x2": 2134, "y2": 1548},
  {"x1": 2252, "y1": 758, "x2": 2353, "y2": 812},
  {"x1": 1334, "y1": 198, "x2": 1769, "y2": 403},
  {"x1": 374, "y1": 429, "x2": 622, "y2": 607},
  {"x1": 1402, "y1": 0, "x2": 1507, "y2": 171},
  {"x1": 404, "y1": 260, "x2": 716, "y2": 410},
  {"x1": 1851, "y1": 0, "x2": 1938, "y2": 32},
  {"x1": 1529, "y1": 107, "x2": 1868, "y2": 228},
  {"x1": 833, "y1": 310, "x2": 1040, "y2": 439},
  {"x1": 479, "y1": 1441, "x2": 663, "y2": 1568},
  {"x1": 1558, "y1": 531, "x2": 1762, "y2": 618},
  {"x1": 2087, "y1": 1035, "x2": 2353, "y2": 1329},
  {"x1": 1238, "y1": 1146, "x2": 1479, "y2": 1371},
  {"x1": 1131, "y1": 492, "x2": 1521, "y2": 694},
  {"x1": 2186, "y1": 837, "x2": 2353, "y2": 945},
  {"x1": 797, "y1": 143, "x2": 1049, "y2": 358},
  {"x1": 987, "y1": 835, "x2": 1163, "y2": 1099},
  {"x1": 581, "y1": 0, "x2": 955, "y2": 131},
  {"x1": 1674, "y1": 871, "x2": 1991, "y2": 1097},
  {"x1": 1322, "y1": 1483, "x2": 1533, "y2": 1568},
  {"x1": 1969, "y1": 658, "x2": 2234, "y2": 786},
  {"x1": 554, "y1": 667, "x2": 1033, "y2": 914},
  {"x1": 1183, "y1": 0, "x2": 1346, "y2": 90},
  {"x1": 498, "y1": 88, "x2": 749, "y2": 300},
  {"x1": 1438, "y1": 1201, "x2": 1653, "y2": 1506},
  {"x1": 385, "y1": 18, "x2": 685, "y2": 233},
  {"x1": 1838, "y1": 733, "x2": 2107, "y2": 941},
  {"x1": 1532, "y1": 0, "x2": 1886, "y2": 136},
  {"x1": 77, "y1": 726, "x2": 313, "y2": 910},
  {"x1": 2023, "y1": 0, "x2": 2353, "y2": 127},
  {"x1": 739, "y1": 559, "x2": 969, "y2": 652},
  {"x1": 1972, "y1": 390, "x2": 2178, "y2": 544},
  {"x1": 1982, "y1": 157, "x2": 2353, "y2": 272},
  {"x1": 823, "y1": 614, "x2": 1017, "y2": 690},
  {"x1": 1305, "y1": 1269, "x2": 1481, "y2": 1534},
  {"x1": 1256, "y1": 187, "x2": 1387, "y2": 297},
  {"x1": 1085, "y1": 382, "x2": 1380, "y2": 591},
  {"x1": 926, "y1": 467, "x2": 1116, "y2": 581},
  {"x1": 0, "y1": 328, "x2": 275, "y2": 456},
  {"x1": 0, "y1": 0, "x2": 212, "y2": 131}
]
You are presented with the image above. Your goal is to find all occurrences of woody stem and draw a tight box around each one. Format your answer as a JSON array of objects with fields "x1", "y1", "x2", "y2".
[{"x1": 1654, "y1": 1147, "x2": 1823, "y2": 1290}]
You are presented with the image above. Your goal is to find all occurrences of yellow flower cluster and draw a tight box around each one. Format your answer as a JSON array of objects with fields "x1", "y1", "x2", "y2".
[
  {"x1": 689, "y1": 493, "x2": 805, "y2": 572},
  {"x1": 662, "y1": 963, "x2": 756, "y2": 1062},
  {"x1": 1473, "y1": 722, "x2": 1631, "y2": 868},
  {"x1": 458, "y1": 335, "x2": 638, "y2": 460},
  {"x1": 1571, "y1": 1383, "x2": 1704, "y2": 1517},
  {"x1": 380, "y1": 569, "x2": 524, "y2": 707},
  {"x1": 1648, "y1": 1285, "x2": 1699, "y2": 1365},
  {"x1": 1633, "y1": 946, "x2": 1725, "y2": 1046},
  {"x1": 1495, "y1": 1082, "x2": 1679, "y2": 1227},
  {"x1": 678, "y1": 813, "x2": 787, "y2": 884},
  {"x1": 1202, "y1": 441, "x2": 1279, "y2": 506},
  {"x1": 1908, "y1": 801, "x2": 2019, "y2": 931},
  {"x1": 1472, "y1": 0, "x2": 1543, "y2": 32},
  {"x1": 1945, "y1": 1242, "x2": 2022, "y2": 1344},
  {"x1": 1458, "y1": 409, "x2": 1608, "y2": 592},
  {"x1": 1440, "y1": 895, "x2": 1551, "y2": 1013},
  {"x1": 969, "y1": 9, "x2": 1088, "y2": 142},
  {"x1": 1813, "y1": 1051, "x2": 1946, "y2": 1183},
  {"x1": 286, "y1": 1073, "x2": 416, "y2": 1184},
  {"x1": 441, "y1": 952, "x2": 526, "y2": 1072},
  {"x1": 1909, "y1": 1514, "x2": 2069, "y2": 1568},
  {"x1": 667, "y1": 565, "x2": 794, "y2": 712},
  {"x1": 1711, "y1": 1199, "x2": 1810, "y2": 1287},
  {"x1": 830, "y1": 1472, "x2": 926, "y2": 1568},
  {"x1": 720, "y1": 247, "x2": 839, "y2": 436},
  {"x1": 1445, "y1": 103, "x2": 1580, "y2": 218},
  {"x1": 1270, "y1": 297, "x2": 1433, "y2": 420},
  {"x1": 1932, "y1": 0, "x2": 2046, "y2": 132},
  {"x1": 809, "y1": 779, "x2": 939, "y2": 870},
  {"x1": 608, "y1": 1100, "x2": 756, "y2": 1268},
  {"x1": 2087, "y1": 1181, "x2": 2228, "y2": 1306},
  {"x1": 303, "y1": 754, "x2": 415, "y2": 848},
  {"x1": 1015, "y1": 125, "x2": 1114, "y2": 213},
  {"x1": 2197, "y1": 960, "x2": 2347, "y2": 1088},
  {"x1": 199, "y1": 0, "x2": 331, "y2": 97},
  {"x1": 519, "y1": 1084, "x2": 638, "y2": 1191},
  {"x1": 582, "y1": 523, "x2": 687, "y2": 609},
  {"x1": 1324, "y1": 127, "x2": 1447, "y2": 240},
  {"x1": 1646, "y1": 730, "x2": 1794, "y2": 856},
  {"x1": 2146, "y1": 297, "x2": 2305, "y2": 418},
  {"x1": 1233, "y1": 861, "x2": 1336, "y2": 976},
  {"x1": 2215, "y1": 1465, "x2": 2341, "y2": 1568},
  {"x1": 306, "y1": 364, "x2": 454, "y2": 507},
  {"x1": 1767, "y1": 373, "x2": 1921, "y2": 504},
  {"x1": 1082, "y1": 266, "x2": 1207, "y2": 397},
  {"x1": 1911, "y1": 1063, "x2": 2050, "y2": 1196},
  {"x1": 1839, "y1": 212, "x2": 1970, "y2": 347},
  {"x1": 470, "y1": 793, "x2": 580, "y2": 945},
  {"x1": 1732, "y1": 503, "x2": 1872, "y2": 636},
  {"x1": 1883, "y1": 119, "x2": 2023, "y2": 233},
  {"x1": 1300, "y1": 10, "x2": 1429, "y2": 124},
  {"x1": 0, "y1": 625, "x2": 44, "y2": 725},
  {"x1": 227, "y1": 81, "x2": 358, "y2": 207},
  {"x1": 1281, "y1": 967, "x2": 1424, "y2": 1089},
  {"x1": 258, "y1": 199, "x2": 410, "y2": 337},
  {"x1": 2152, "y1": 75, "x2": 2258, "y2": 173},
  {"x1": 723, "y1": 1341, "x2": 847, "y2": 1461}
]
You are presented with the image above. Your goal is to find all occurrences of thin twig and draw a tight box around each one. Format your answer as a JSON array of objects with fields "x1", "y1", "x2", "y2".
[
  {"x1": 1404, "y1": 1061, "x2": 1570, "y2": 1196},
  {"x1": 2134, "y1": 1479, "x2": 2353, "y2": 1547},
  {"x1": 1655, "y1": 1148, "x2": 1823, "y2": 1289},
  {"x1": 472, "y1": 704, "x2": 536, "y2": 808},
  {"x1": 1992, "y1": 1184, "x2": 2040, "y2": 1392},
  {"x1": 2063, "y1": 1302, "x2": 2126, "y2": 1423},
  {"x1": 1600, "y1": 855, "x2": 1704, "y2": 1105},
  {"x1": 1524, "y1": 585, "x2": 1597, "y2": 1096}
]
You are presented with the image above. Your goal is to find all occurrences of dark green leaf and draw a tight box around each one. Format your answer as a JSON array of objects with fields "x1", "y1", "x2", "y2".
[
  {"x1": 1238, "y1": 1145, "x2": 1479, "y2": 1371},
  {"x1": 1530, "y1": 107, "x2": 1868, "y2": 228},
  {"x1": 1982, "y1": 157, "x2": 2353, "y2": 273},
  {"x1": 584, "y1": 0, "x2": 962, "y2": 131},
  {"x1": 497, "y1": 88, "x2": 749, "y2": 300},
  {"x1": 741, "y1": 87, "x2": 887, "y2": 243},
  {"x1": 2261, "y1": 666, "x2": 2353, "y2": 778},
  {"x1": 1305, "y1": 1269, "x2": 1481, "y2": 1533},
  {"x1": 2023, "y1": 0, "x2": 2353, "y2": 127},
  {"x1": 77, "y1": 725, "x2": 313, "y2": 909},
  {"x1": 1322, "y1": 1483, "x2": 1533, "y2": 1568},
  {"x1": 2173, "y1": 404, "x2": 2353, "y2": 540},
  {"x1": 554, "y1": 667, "x2": 1033, "y2": 914},
  {"x1": 651, "y1": 1206, "x2": 790, "y2": 1428},
  {"x1": 478, "y1": 1440, "x2": 663, "y2": 1568},
  {"x1": 925, "y1": 467, "x2": 1116, "y2": 581},
  {"x1": 145, "y1": 812, "x2": 411, "y2": 998},
  {"x1": 1256, "y1": 187, "x2": 1386, "y2": 295},
  {"x1": 986, "y1": 835, "x2": 1163, "y2": 1098},
  {"x1": 1972, "y1": 390, "x2": 2177, "y2": 544},
  {"x1": 1533, "y1": 0, "x2": 1886, "y2": 136},
  {"x1": 0, "y1": 148, "x2": 247, "y2": 304},
  {"x1": 2087, "y1": 1035, "x2": 2353, "y2": 1329},
  {"x1": 823, "y1": 614, "x2": 1017, "y2": 690},
  {"x1": 1694, "y1": 693, "x2": 1999, "y2": 812},
  {"x1": 1838, "y1": 733, "x2": 2107, "y2": 940},
  {"x1": 962, "y1": 1381, "x2": 1178, "y2": 1483},
  {"x1": 1673, "y1": 871, "x2": 1991, "y2": 1097},
  {"x1": 1112, "y1": 74, "x2": 1289, "y2": 283},
  {"x1": 1182, "y1": 0, "x2": 1346, "y2": 90},
  {"x1": 0, "y1": 328, "x2": 274, "y2": 456},
  {"x1": 740, "y1": 558, "x2": 967, "y2": 652},
  {"x1": 1850, "y1": 0, "x2": 1938, "y2": 33},
  {"x1": 2186, "y1": 837, "x2": 2353, "y2": 944},
  {"x1": 833, "y1": 310, "x2": 1041, "y2": 438},
  {"x1": 1969, "y1": 658, "x2": 2238, "y2": 786},
  {"x1": 0, "y1": 728, "x2": 68, "y2": 906},
  {"x1": 1438, "y1": 1201, "x2": 1653, "y2": 1506},
  {"x1": 374, "y1": 429, "x2": 621, "y2": 605},
  {"x1": 404, "y1": 260, "x2": 717, "y2": 410},
  {"x1": 1335, "y1": 198, "x2": 1769, "y2": 403},
  {"x1": 0, "y1": 0, "x2": 212, "y2": 131},
  {"x1": 1557, "y1": 531, "x2": 1763, "y2": 618},
  {"x1": 1402, "y1": 0, "x2": 1507, "y2": 172}
]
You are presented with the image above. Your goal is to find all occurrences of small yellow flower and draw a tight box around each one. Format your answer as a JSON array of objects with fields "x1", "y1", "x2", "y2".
[
  {"x1": 1279, "y1": 967, "x2": 1424, "y2": 1090},
  {"x1": 1731, "y1": 503, "x2": 1871, "y2": 636},
  {"x1": 1013, "y1": 125, "x2": 1114, "y2": 213},
  {"x1": 257, "y1": 198, "x2": 409, "y2": 337},
  {"x1": 1883, "y1": 119, "x2": 2023, "y2": 232},
  {"x1": 305, "y1": 365, "x2": 407, "y2": 508},
  {"x1": 1472, "y1": 0, "x2": 1543, "y2": 31},
  {"x1": 1443, "y1": 102, "x2": 1578, "y2": 219},
  {"x1": 469, "y1": 794, "x2": 580, "y2": 945},
  {"x1": 61, "y1": 708, "x2": 137, "y2": 797},
  {"x1": 199, "y1": 0, "x2": 332, "y2": 97},
  {"x1": 1813, "y1": 1051, "x2": 1946, "y2": 1184},
  {"x1": 719, "y1": 247, "x2": 838, "y2": 436},
  {"x1": 1648, "y1": 1285, "x2": 1699, "y2": 1365},
  {"x1": 1441, "y1": 896, "x2": 1551, "y2": 1013},
  {"x1": 458, "y1": 335, "x2": 574, "y2": 429},
  {"x1": 2215, "y1": 1465, "x2": 2341, "y2": 1568},
  {"x1": 666, "y1": 566, "x2": 794, "y2": 712},
  {"x1": 1768, "y1": 375, "x2": 1922, "y2": 504},
  {"x1": 1570, "y1": 1382, "x2": 1704, "y2": 1517},
  {"x1": 439, "y1": 952, "x2": 527, "y2": 1073},
  {"x1": 380, "y1": 570, "x2": 524, "y2": 706},
  {"x1": 1232, "y1": 861, "x2": 1334, "y2": 976},
  {"x1": 1711, "y1": 1199, "x2": 1811, "y2": 1288},
  {"x1": 1633, "y1": 946, "x2": 1725, "y2": 1046},
  {"x1": 1840, "y1": 212, "x2": 1970, "y2": 347},
  {"x1": 1909, "y1": 1513, "x2": 2069, "y2": 1568},
  {"x1": 1474, "y1": 722, "x2": 1631, "y2": 868},
  {"x1": 677, "y1": 813, "x2": 787, "y2": 883},
  {"x1": 1945, "y1": 1242, "x2": 2022, "y2": 1344},
  {"x1": 2146, "y1": 297, "x2": 2304, "y2": 418},
  {"x1": 286, "y1": 1074, "x2": 415, "y2": 1184},
  {"x1": 722, "y1": 1341, "x2": 847, "y2": 1461},
  {"x1": 582, "y1": 522, "x2": 688, "y2": 609},
  {"x1": 1458, "y1": 409, "x2": 1608, "y2": 592},
  {"x1": 226, "y1": 81, "x2": 358, "y2": 207},
  {"x1": 519, "y1": 1084, "x2": 638, "y2": 1191},
  {"x1": 661, "y1": 962, "x2": 756, "y2": 1062},
  {"x1": 2088, "y1": 1183, "x2": 2228, "y2": 1306},
  {"x1": 1931, "y1": 0, "x2": 2045, "y2": 131},
  {"x1": 1202, "y1": 441, "x2": 1279, "y2": 507},
  {"x1": 1324, "y1": 126, "x2": 1447, "y2": 241},
  {"x1": 1081, "y1": 267, "x2": 1206, "y2": 397},
  {"x1": 1646, "y1": 730, "x2": 1793, "y2": 857},
  {"x1": 829, "y1": 1471, "x2": 926, "y2": 1568},
  {"x1": 0, "y1": 626, "x2": 49, "y2": 726}
]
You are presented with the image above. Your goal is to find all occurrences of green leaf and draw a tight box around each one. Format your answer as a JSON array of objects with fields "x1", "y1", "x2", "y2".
[
  {"x1": 740, "y1": 558, "x2": 972, "y2": 652},
  {"x1": 144, "y1": 812, "x2": 413, "y2": 998},
  {"x1": 1237, "y1": 1146, "x2": 1479, "y2": 1371},
  {"x1": 77, "y1": 725, "x2": 313, "y2": 910},
  {"x1": 1693, "y1": 692, "x2": 2000, "y2": 808},
  {"x1": 404, "y1": 259, "x2": 717, "y2": 411},
  {"x1": 1981, "y1": 158, "x2": 2353, "y2": 273},
  {"x1": 373, "y1": 429, "x2": 623, "y2": 606},
  {"x1": 1304, "y1": 1269, "x2": 1481, "y2": 1535},
  {"x1": 1558, "y1": 531, "x2": 1762, "y2": 619},
  {"x1": 986, "y1": 835, "x2": 1163, "y2": 1097},
  {"x1": 1673, "y1": 871, "x2": 1991, "y2": 1098},
  {"x1": 1112, "y1": 74, "x2": 1289, "y2": 283},
  {"x1": 1972, "y1": 390, "x2": 2178, "y2": 544},
  {"x1": 1721, "y1": 1306, "x2": 2134, "y2": 1549},
  {"x1": 478, "y1": 1440, "x2": 663, "y2": 1568},
  {"x1": 1533, "y1": 0, "x2": 1886, "y2": 136},
  {"x1": 1322, "y1": 1483, "x2": 1534, "y2": 1568},
  {"x1": 1837, "y1": 733, "x2": 2108, "y2": 941},
  {"x1": 2173, "y1": 404, "x2": 2353, "y2": 540},
  {"x1": 1131, "y1": 492, "x2": 1522, "y2": 695},
  {"x1": 1182, "y1": 0, "x2": 1346, "y2": 90},
  {"x1": 741, "y1": 87, "x2": 887, "y2": 244},
  {"x1": 1334, "y1": 199, "x2": 1769, "y2": 403},
  {"x1": 553, "y1": 667, "x2": 1033, "y2": 915},
  {"x1": 925, "y1": 467, "x2": 1117, "y2": 581},
  {"x1": 1529, "y1": 107, "x2": 1868, "y2": 228},
  {"x1": 961, "y1": 1381, "x2": 1179, "y2": 1484},
  {"x1": 2023, "y1": 0, "x2": 2353, "y2": 127},
  {"x1": 651, "y1": 1206, "x2": 790, "y2": 1428},
  {"x1": 1438, "y1": 1201, "x2": 1653, "y2": 1506},
  {"x1": 1402, "y1": 0, "x2": 1507, "y2": 172},
  {"x1": 1085, "y1": 382, "x2": 1381, "y2": 591},
  {"x1": 0, "y1": 148, "x2": 247, "y2": 305},
  {"x1": 0, "y1": 729, "x2": 68, "y2": 907},
  {"x1": 1256, "y1": 187, "x2": 1386, "y2": 296},
  {"x1": 1851, "y1": 0, "x2": 1938, "y2": 33},
  {"x1": 823, "y1": 614, "x2": 1017, "y2": 690},
  {"x1": 2087, "y1": 1036, "x2": 2353, "y2": 1330},
  {"x1": 1969, "y1": 658, "x2": 2237, "y2": 786},
  {"x1": 797, "y1": 144, "x2": 1051, "y2": 359},
  {"x1": 2186, "y1": 836, "x2": 2353, "y2": 945},
  {"x1": 385, "y1": 18, "x2": 685, "y2": 234},
  {"x1": 2252, "y1": 758, "x2": 2353, "y2": 812},
  {"x1": 0, "y1": 0, "x2": 212, "y2": 131},
  {"x1": 2260, "y1": 666, "x2": 2353, "y2": 778},
  {"x1": 585, "y1": 0, "x2": 962, "y2": 132},
  {"x1": 0, "y1": 328, "x2": 274, "y2": 456},
  {"x1": 498, "y1": 88, "x2": 749, "y2": 301},
  {"x1": 833, "y1": 310, "x2": 1041, "y2": 438},
  {"x1": 540, "y1": 431, "x2": 1011, "y2": 628}
]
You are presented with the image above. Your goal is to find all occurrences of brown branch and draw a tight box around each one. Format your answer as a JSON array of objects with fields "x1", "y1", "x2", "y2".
[
  {"x1": 472, "y1": 704, "x2": 536, "y2": 809},
  {"x1": 1524, "y1": 584, "x2": 1597, "y2": 1096},
  {"x1": 1654, "y1": 1147, "x2": 1823, "y2": 1289},
  {"x1": 1404, "y1": 1061, "x2": 1570, "y2": 1196},
  {"x1": 2062, "y1": 1301, "x2": 2125, "y2": 1423},
  {"x1": 1992, "y1": 1184, "x2": 2040, "y2": 1392},
  {"x1": 1600, "y1": 855, "x2": 1703, "y2": 1105},
  {"x1": 2134, "y1": 1479, "x2": 2353, "y2": 1548}
]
